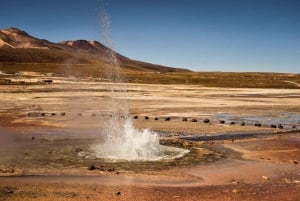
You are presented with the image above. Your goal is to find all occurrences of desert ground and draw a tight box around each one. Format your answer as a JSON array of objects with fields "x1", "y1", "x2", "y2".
[{"x1": 0, "y1": 70, "x2": 300, "y2": 201}]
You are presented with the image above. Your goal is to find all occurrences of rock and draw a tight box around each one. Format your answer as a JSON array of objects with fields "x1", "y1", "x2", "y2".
[
  {"x1": 120, "y1": 115, "x2": 126, "y2": 119},
  {"x1": 43, "y1": 79, "x2": 53, "y2": 84},
  {"x1": 60, "y1": 112, "x2": 66, "y2": 116},
  {"x1": 292, "y1": 125, "x2": 297, "y2": 129},
  {"x1": 278, "y1": 124, "x2": 283, "y2": 129},
  {"x1": 231, "y1": 179, "x2": 240, "y2": 184},
  {"x1": 165, "y1": 117, "x2": 171, "y2": 121},
  {"x1": 191, "y1": 118, "x2": 198, "y2": 122},
  {"x1": 182, "y1": 117, "x2": 188, "y2": 122},
  {"x1": 232, "y1": 189, "x2": 238, "y2": 193},
  {"x1": 154, "y1": 117, "x2": 159, "y2": 120},
  {"x1": 3, "y1": 186, "x2": 15, "y2": 194},
  {"x1": 241, "y1": 121, "x2": 245, "y2": 126},
  {"x1": 293, "y1": 180, "x2": 300, "y2": 184},
  {"x1": 31, "y1": 136, "x2": 35, "y2": 140},
  {"x1": 75, "y1": 148, "x2": 83, "y2": 152},
  {"x1": 254, "y1": 122, "x2": 262, "y2": 127},
  {"x1": 107, "y1": 168, "x2": 115, "y2": 172},
  {"x1": 262, "y1": 176, "x2": 269, "y2": 180},
  {"x1": 91, "y1": 113, "x2": 96, "y2": 117},
  {"x1": 270, "y1": 124, "x2": 277, "y2": 128},
  {"x1": 41, "y1": 113, "x2": 46, "y2": 116},
  {"x1": 145, "y1": 116, "x2": 149, "y2": 120},
  {"x1": 294, "y1": 160, "x2": 298, "y2": 165},
  {"x1": 219, "y1": 120, "x2": 225, "y2": 124},
  {"x1": 88, "y1": 165, "x2": 96, "y2": 170},
  {"x1": 116, "y1": 191, "x2": 121, "y2": 195},
  {"x1": 51, "y1": 113, "x2": 56, "y2": 116},
  {"x1": 203, "y1": 119, "x2": 210, "y2": 123},
  {"x1": 230, "y1": 121, "x2": 235, "y2": 125},
  {"x1": 0, "y1": 168, "x2": 14, "y2": 174},
  {"x1": 133, "y1": 115, "x2": 138, "y2": 119}
]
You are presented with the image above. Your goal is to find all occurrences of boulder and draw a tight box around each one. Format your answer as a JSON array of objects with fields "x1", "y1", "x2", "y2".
[
  {"x1": 203, "y1": 119, "x2": 210, "y2": 123},
  {"x1": 182, "y1": 117, "x2": 188, "y2": 122},
  {"x1": 191, "y1": 118, "x2": 198, "y2": 122},
  {"x1": 88, "y1": 165, "x2": 96, "y2": 170},
  {"x1": 278, "y1": 124, "x2": 283, "y2": 129},
  {"x1": 254, "y1": 122, "x2": 262, "y2": 127},
  {"x1": 43, "y1": 79, "x2": 53, "y2": 84},
  {"x1": 219, "y1": 120, "x2": 225, "y2": 124},
  {"x1": 165, "y1": 117, "x2": 171, "y2": 121}
]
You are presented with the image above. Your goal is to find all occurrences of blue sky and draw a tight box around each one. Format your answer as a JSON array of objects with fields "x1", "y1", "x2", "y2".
[{"x1": 1, "y1": 0, "x2": 299, "y2": 73}]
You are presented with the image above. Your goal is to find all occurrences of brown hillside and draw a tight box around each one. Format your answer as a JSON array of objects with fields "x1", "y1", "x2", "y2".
[{"x1": 0, "y1": 27, "x2": 189, "y2": 73}]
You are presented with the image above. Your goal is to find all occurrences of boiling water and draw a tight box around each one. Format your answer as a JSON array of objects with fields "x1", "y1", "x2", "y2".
[
  {"x1": 94, "y1": 118, "x2": 188, "y2": 161},
  {"x1": 94, "y1": 9, "x2": 188, "y2": 161}
]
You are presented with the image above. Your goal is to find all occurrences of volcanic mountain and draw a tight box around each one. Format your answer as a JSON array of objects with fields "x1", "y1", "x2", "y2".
[{"x1": 0, "y1": 27, "x2": 188, "y2": 72}]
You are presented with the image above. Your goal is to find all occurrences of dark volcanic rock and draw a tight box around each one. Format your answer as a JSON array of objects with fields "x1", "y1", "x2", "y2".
[
  {"x1": 203, "y1": 119, "x2": 210, "y2": 123},
  {"x1": 278, "y1": 124, "x2": 283, "y2": 129},
  {"x1": 88, "y1": 165, "x2": 96, "y2": 170},
  {"x1": 219, "y1": 120, "x2": 225, "y2": 124},
  {"x1": 254, "y1": 122, "x2": 262, "y2": 127},
  {"x1": 165, "y1": 117, "x2": 171, "y2": 121}
]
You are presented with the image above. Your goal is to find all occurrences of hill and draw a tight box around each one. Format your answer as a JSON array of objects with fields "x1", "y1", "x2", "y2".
[
  {"x1": 0, "y1": 27, "x2": 299, "y2": 89},
  {"x1": 0, "y1": 27, "x2": 189, "y2": 73}
]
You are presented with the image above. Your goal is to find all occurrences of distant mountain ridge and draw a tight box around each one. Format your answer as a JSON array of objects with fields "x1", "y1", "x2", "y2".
[{"x1": 0, "y1": 27, "x2": 189, "y2": 72}]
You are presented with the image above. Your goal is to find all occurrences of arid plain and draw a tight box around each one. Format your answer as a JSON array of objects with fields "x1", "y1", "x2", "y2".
[{"x1": 0, "y1": 70, "x2": 300, "y2": 201}]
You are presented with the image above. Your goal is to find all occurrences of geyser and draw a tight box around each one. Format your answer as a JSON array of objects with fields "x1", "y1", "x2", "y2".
[
  {"x1": 94, "y1": 118, "x2": 188, "y2": 161},
  {"x1": 93, "y1": 10, "x2": 188, "y2": 161}
]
